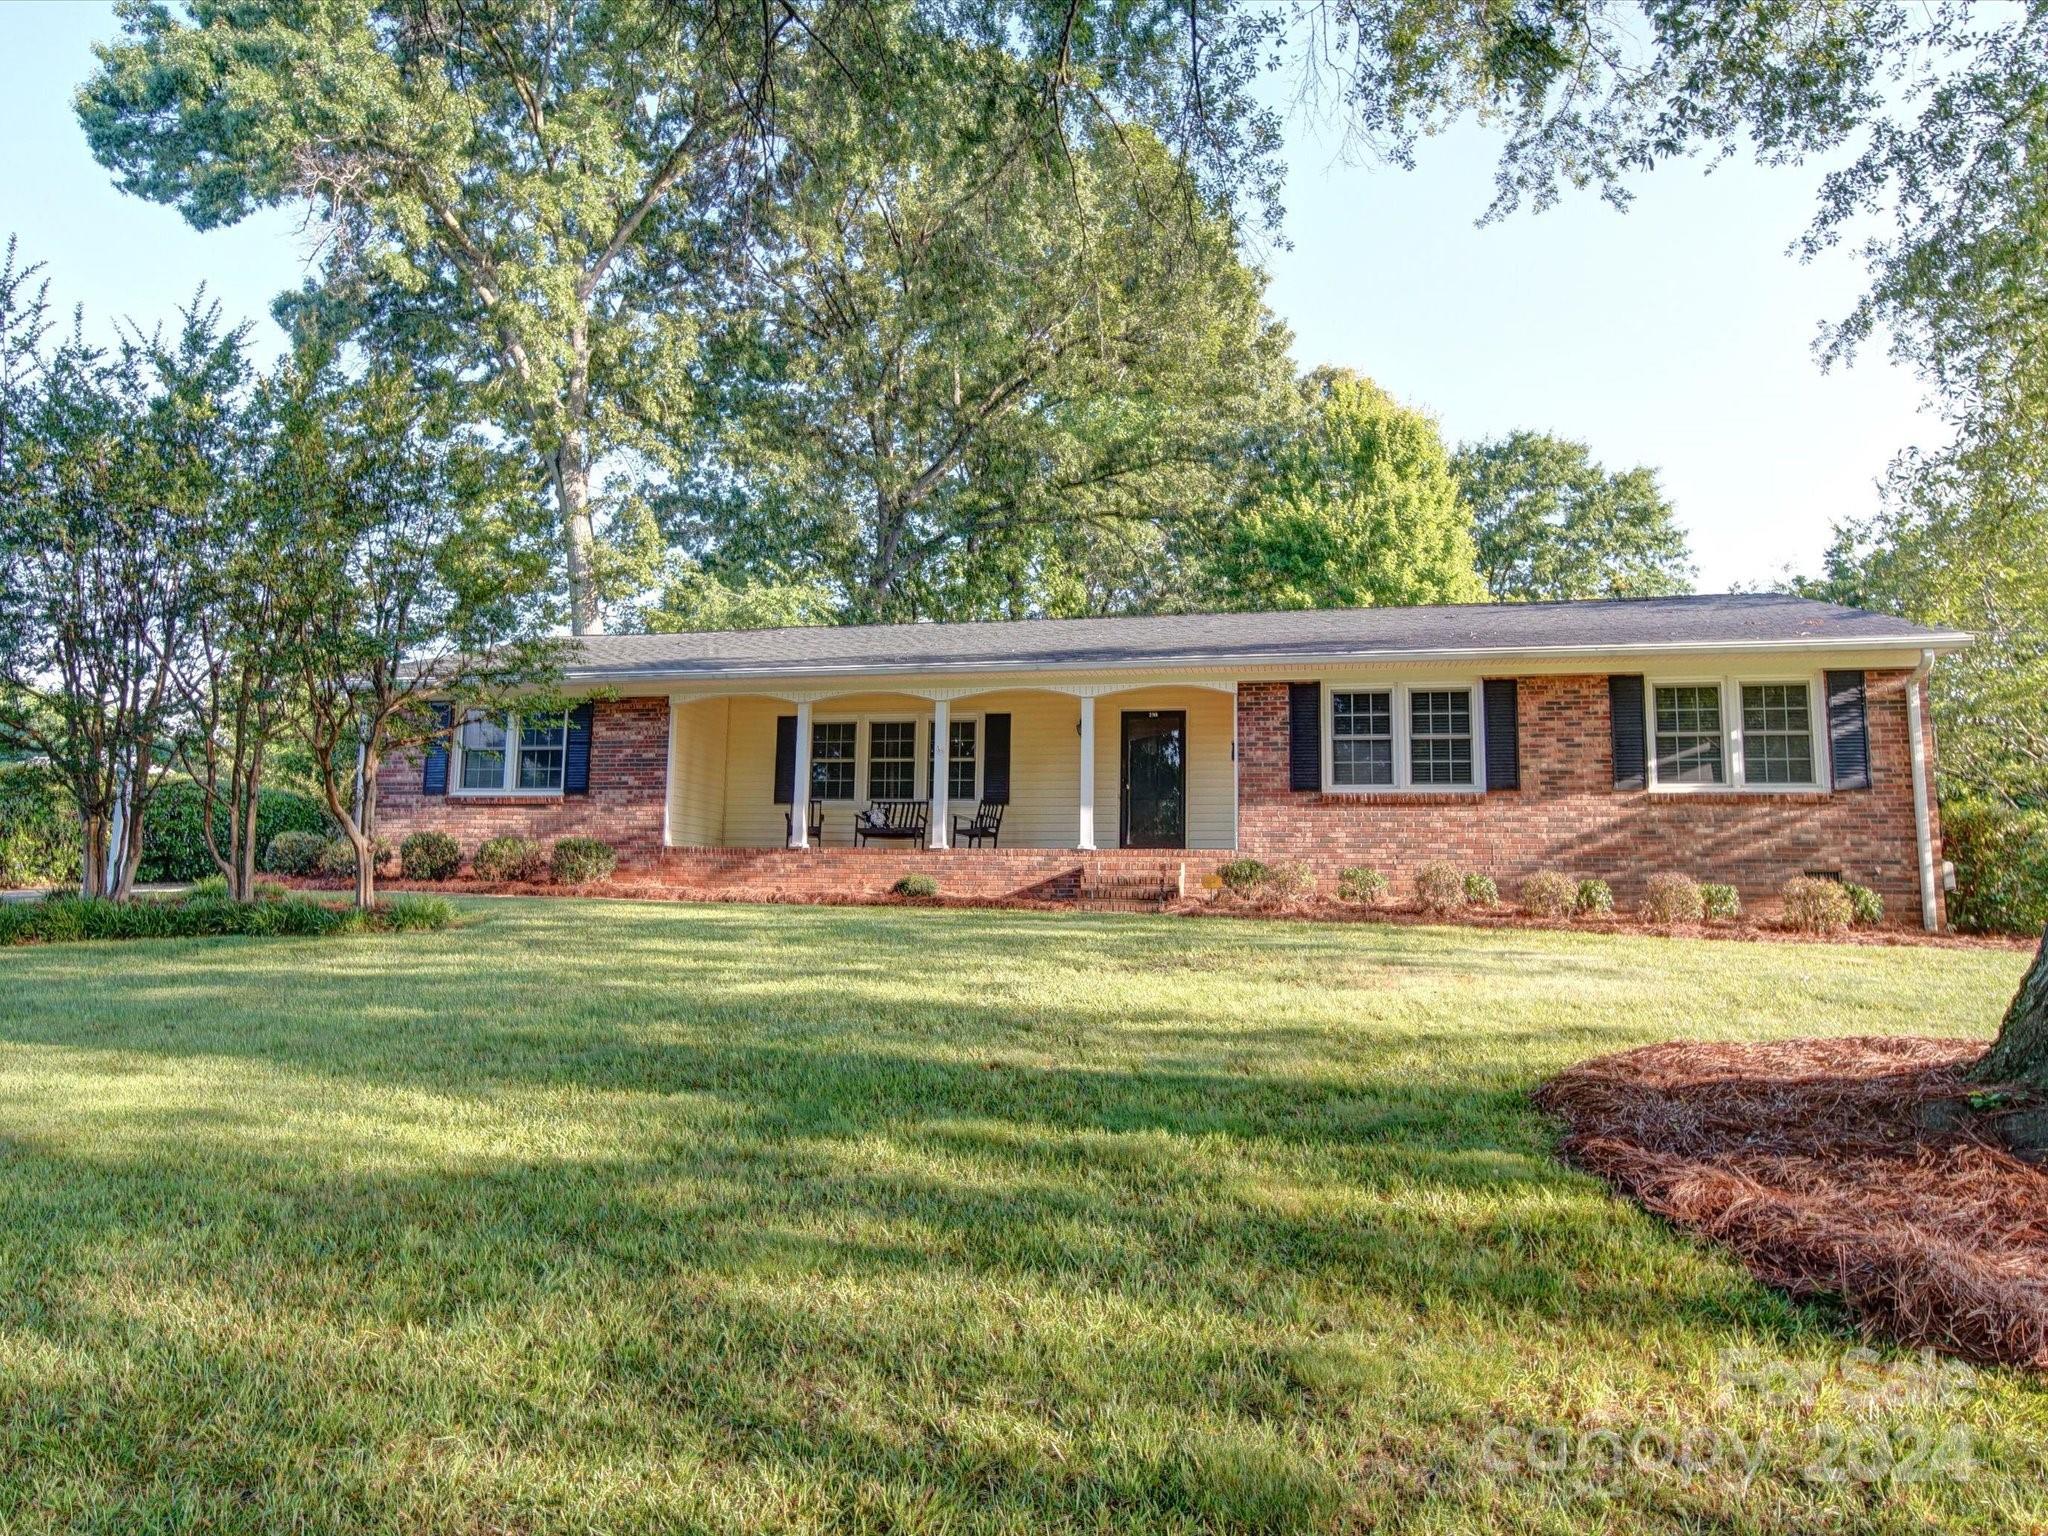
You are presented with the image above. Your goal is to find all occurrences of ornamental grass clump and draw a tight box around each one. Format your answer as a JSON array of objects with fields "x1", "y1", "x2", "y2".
[
  {"x1": 473, "y1": 835, "x2": 547, "y2": 883},
  {"x1": 1520, "y1": 870, "x2": 1578, "y2": 919},
  {"x1": 1640, "y1": 872, "x2": 1705, "y2": 927},
  {"x1": 550, "y1": 837, "x2": 617, "y2": 885},
  {"x1": 1337, "y1": 867, "x2": 1388, "y2": 905},
  {"x1": 1415, "y1": 859, "x2": 1465, "y2": 916},
  {"x1": 1700, "y1": 883, "x2": 1742, "y2": 924},
  {"x1": 1782, "y1": 876, "x2": 1855, "y2": 935},
  {"x1": 400, "y1": 831, "x2": 462, "y2": 882}
]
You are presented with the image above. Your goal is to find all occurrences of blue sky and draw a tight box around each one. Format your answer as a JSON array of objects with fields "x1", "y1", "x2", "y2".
[{"x1": 0, "y1": 1, "x2": 1935, "y2": 592}]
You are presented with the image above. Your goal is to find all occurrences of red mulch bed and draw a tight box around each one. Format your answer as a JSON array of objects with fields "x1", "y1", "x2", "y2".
[{"x1": 1537, "y1": 1036, "x2": 2048, "y2": 1369}]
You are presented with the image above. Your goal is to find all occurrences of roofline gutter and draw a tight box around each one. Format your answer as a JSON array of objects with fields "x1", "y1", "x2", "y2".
[{"x1": 558, "y1": 632, "x2": 1974, "y2": 687}]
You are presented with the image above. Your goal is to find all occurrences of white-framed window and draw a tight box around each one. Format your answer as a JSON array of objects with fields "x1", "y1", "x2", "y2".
[
  {"x1": 946, "y1": 719, "x2": 978, "y2": 802},
  {"x1": 867, "y1": 720, "x2": 919, "y2": 801},
  {"x1": 454, "y1": 709, "x2": 568, "y2": 794},
  {"x1": 809, "y1": 720, "x2": 857, "y2": 801},
  {"x1": 1645, "y1": 676, "x2": 1826, "y2": 793},
  {"x1": 1323, "y1": 682, "x2": 1483, "y2": 793}
]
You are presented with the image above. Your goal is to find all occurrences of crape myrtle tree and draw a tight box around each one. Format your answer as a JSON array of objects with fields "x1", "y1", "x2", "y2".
[
  {"x1": 286, "y1": 358, "x2": 559, "y2": 909},
  {"x1": 1206, "y1": 368, "x2": 1484, "y2": 611},
  {"x1": 1455, "y1": 431, "x2": 1694, "y2": 602},
  {"x1": 0, "y1": 250, "x2": 248, "y2": 899}
]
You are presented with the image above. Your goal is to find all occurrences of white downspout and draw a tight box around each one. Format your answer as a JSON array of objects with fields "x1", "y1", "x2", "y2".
[{"x1": 1906, "y1": 649, "x2": 1938, "y2": 932}]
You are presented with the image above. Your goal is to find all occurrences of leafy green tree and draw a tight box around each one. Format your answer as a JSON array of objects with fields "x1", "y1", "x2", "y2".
[
  {"x1": 1454, "y1": 431, "x2": 1693, "y2": 602},
  {"x1": 287, "y1": 363, "x2": 560, "y2": 907},
  {"x1": 0, "y1": 252, "x2": 248, "y2": 899},
  {"x1": 1207, "y1": 369, "x2": 1483, "y2": 611},
  {"x1": 678, "y1": 93, "x2": 1289, "y2": 623}
]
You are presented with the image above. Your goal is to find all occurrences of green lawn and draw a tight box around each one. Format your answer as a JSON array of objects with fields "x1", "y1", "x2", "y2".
[{"x1": 0, "y1": 900, "x2": 2040, "y2": 1534}]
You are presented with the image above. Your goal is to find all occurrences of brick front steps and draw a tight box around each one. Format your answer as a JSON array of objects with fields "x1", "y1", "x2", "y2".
[{"x1": 653, "y1": 846, "x2": 1207, "y2": 910}]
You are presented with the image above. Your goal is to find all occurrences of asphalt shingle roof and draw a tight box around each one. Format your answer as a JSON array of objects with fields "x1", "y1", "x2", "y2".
[{"x1": 561, "y1": 594, "x2": 1966, "y2": 681}]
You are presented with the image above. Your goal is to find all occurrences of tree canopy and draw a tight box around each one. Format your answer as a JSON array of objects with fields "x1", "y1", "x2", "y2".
[
  {"x1": 1455, "y1": 431, "x2": 1693, "y2": 603},
  {"x1": 1207, "y1": 369, "x2": 1483, "y2": 612}
]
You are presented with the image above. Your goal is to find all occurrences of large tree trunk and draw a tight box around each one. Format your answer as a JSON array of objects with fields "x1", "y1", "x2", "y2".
[
  {"x1": 1971, "y1": 928, "x2": 2048, "y2": 1087},
  {"x1": 555, "y1": 426, "x2": 602, "y2": 637}
]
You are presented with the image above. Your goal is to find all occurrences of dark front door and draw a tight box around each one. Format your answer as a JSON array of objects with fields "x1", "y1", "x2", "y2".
[{"x1": 1120, "y1": 711, "x2": 1186, "y2": 849}]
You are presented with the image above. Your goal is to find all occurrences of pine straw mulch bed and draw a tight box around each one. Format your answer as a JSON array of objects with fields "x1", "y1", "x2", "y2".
[
  {"x1": 1537, "y1": 1036, "x2": 2048, "y2": 1370},
  {"x1": 272, "y1": 876, "x2": 2030, "y2": 951}
]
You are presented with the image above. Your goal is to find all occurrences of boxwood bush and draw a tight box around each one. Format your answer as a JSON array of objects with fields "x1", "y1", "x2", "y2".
[
  {"x1": 1640, "y1": 873, "x2": 1705, "y2": 926},
  {"x1": 1575, "y1": 878, "x2": 1615, "y2": 917},
  {"x1": 1216, "y1": 858, "x2": 1269, "y2": 896},
  {"x1": 263, "y1": 829, "x2": 329, "y2": 876},
  {"x1": 400, "y1": 831, "x2": 462, "y2": 882},
  {"x1": 1782, "y1": 875, "x2": 1855, "y2": 935},
  {"x1": 1415, "y1": 860, "x2": 1465, "y2": 915},
  {"x1": 892, "y1": 873, "x2": 938, "y2": 900},
  {"x1": 473, "y1": 835, "x2": 547, "y2": 882},
  {"x1": 1700, "y1": 883, "x2": 1742, "y2": 923},
  {"x1": 1943, "y1": 798, "x2": 2048, "y2": 934},
  {"x1": 1336, "y1": 867, "x2": 1388, "y2": 905},
  {"x1": 1845, "y1": 882, "x2": 1884, "y2": 927},
  {"x1": 550, "y1": 837, "x2": 617, "y2": 884},
  {"x1": 1462, "y1": 871, "x2": 1499, "y2": 908},
  {"x1": 1520, "y1": 870, "x2": 1578, "y2": 919}
]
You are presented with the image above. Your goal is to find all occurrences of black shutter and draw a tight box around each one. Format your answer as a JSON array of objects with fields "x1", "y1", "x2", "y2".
[
  {"x1": 1483, "y1": 679, "x2": 1520, "y2": 791},
  {"x1": 1609, "y1": 675, "x2": 1647, "y2": 790},
  {"x1": 1288, "y1": 683, "x2": 1321, "y2": 792},
  {"x1": 563, "y1": 702, "x2": 595, "y2": 795},
  {"x1": 982, "y1": 713, "x2": 1011, "y2": 804},
  {"x1": 1826, "y1": 670, "x2": 1871, "y2": 791},
  {"x1": 422, "y1": 702, "x2": 452, "y2": 795},
  {"x1": 773, "y1": 715, "x2": 797, "y2": 804}
]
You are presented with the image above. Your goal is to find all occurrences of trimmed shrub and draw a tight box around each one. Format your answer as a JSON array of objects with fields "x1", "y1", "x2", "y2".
[
  {"x1": 1782, "y1": 875, "x2": 1855, "y2": 935},
  {"x1": 400, "y1": 831, "x2": 462, "y2": 882},
  {"x1": 1640, "y1": 873, "x2": 1705, "y2": 926},
  {"x1": 1267, "y1": 860, "x2": 1316, "y2": 901},
  {"x1": 1845, "y1": 882, "x2": 1884, "y2": 927},
  {"x1": 0, "y1": 889, "x2": 452, "y2": 946},
  {"x1": 1462, "y1": 872, "x2": 1499, "y2": 908},
  {"x1": 263, "y1": 830, "x2": 330, "y2": 876},
  {"x1": 1337, "y1": 867, "x2": 1388, "y2": 905},
  {"x1": 315, "y1": 838, "x2": 358, "y2": 877},
  {"x1": 474, "y1": 835, "x2": 547, "y2": 883},
  {"x1": 1943, "y1": 797, "x2": 2048, "y2": 935},
  {"x1": 892, "y1": 873, "x2": 938, "y2": 900},
  {"x1": 1217, "y1": 857, "x2": 1269, "y2": 896},
  {"x1": 0, "y1": 764, "x2": 80, "y2": 889},
  {"x1": 382, "y1": 894, "x2": 457, "y2": 931},
  {"x1": 1575, "y1": 878, "x2": 1615, "y2": 917},
  {"x1": 1700, "y1": 883, "x2": 1742, "y2": 923},
  {"x1": 1415, "y1": 859, "x2": 1464, "y2": 916},
  {"x1": 138, "y1": 780, "x2": 333, "y2": 882},
  {"x1": 1520, "y1": 870, "x2": 1578, "y2": 919},
  {"x1": 550, "y1": 837, "x2": 617, "y2": 885}
]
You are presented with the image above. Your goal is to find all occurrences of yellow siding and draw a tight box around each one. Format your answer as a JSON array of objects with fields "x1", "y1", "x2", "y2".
[
  {"x1": 1093, "y1": 686, "x2": 1236, "y2": 850},
  {"x1": 699, "y1": 684, "x2": 1235, "y2": 851},
  {"x1": 667, "y1": 696, "x2": 729, "y2": 845}
]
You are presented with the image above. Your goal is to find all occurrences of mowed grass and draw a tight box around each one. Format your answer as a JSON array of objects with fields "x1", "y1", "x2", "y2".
[{"x1": 0, "y1": 900, "x2": 2040, "y2": 1534}]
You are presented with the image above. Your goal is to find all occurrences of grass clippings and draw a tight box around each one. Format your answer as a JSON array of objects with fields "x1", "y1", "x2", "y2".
[{"x1": 1538, "y1": 1035, "x2": 2048, "y2": 1369}]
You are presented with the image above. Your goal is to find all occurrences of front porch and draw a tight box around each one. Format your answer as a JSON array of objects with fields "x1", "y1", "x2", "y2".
[{"x1": 663, "y1": 683, "x2": 1239, "y2": 854}]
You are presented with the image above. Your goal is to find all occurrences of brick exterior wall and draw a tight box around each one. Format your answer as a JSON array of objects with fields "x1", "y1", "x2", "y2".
[
  {"x1": 373, "y1": 674, "x2": 1943, "y2": 927},
  {"x1": 375, "y1": 696, "x2": 670, "y2": 867},
  {"x1": 1235, "y1": 671, "x2": 1943, "y2": 925}
]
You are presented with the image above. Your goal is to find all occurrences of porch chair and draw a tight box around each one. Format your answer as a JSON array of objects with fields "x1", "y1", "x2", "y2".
[
  {"x1": 785, "y1": 802, "x2": 825, "y2": 845},
  {"x1": 951, "y1": 802, "x2": 1004, "y2": 849},
  {"x1": 853, "y1": 800, "x2": 929, "y2": 846}
]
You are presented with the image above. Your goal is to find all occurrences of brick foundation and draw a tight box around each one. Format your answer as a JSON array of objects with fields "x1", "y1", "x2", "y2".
[
  {"x1": 653, "y1": 845, "x2": 1205, "y2": 905},
  {"x1": 1234, "y1": 672, "x2": 1942, "y2": 926}
]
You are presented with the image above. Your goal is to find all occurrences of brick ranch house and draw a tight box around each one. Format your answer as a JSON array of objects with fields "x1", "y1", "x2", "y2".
[{"x1": 376, "y1": 594, "x2": 1969, "y2": 927}]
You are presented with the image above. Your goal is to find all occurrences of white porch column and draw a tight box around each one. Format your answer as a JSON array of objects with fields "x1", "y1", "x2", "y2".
[
  {"x1": 1077, "y1": 694, "x2": 1097, "y2": 850},
  {"x1": 789, "y1": 699, "x2": 813, "y2": 848},
  {"x1": 928, "y1": 697, "x2": 951, "y2": 848}
]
